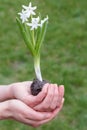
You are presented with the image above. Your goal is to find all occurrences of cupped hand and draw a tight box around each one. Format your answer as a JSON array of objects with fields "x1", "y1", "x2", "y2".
[
  {"x1": 34, "y1": 84, "x2": 64, "y2": 112},
  {"x1": 10, "y1": 81, "x2": 49, "y2": 107},
  {"x1": 5, "y1": 99, "x2": 64, "y2": 127}
]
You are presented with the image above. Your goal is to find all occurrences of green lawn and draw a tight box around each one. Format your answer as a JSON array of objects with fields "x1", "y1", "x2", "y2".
[{"x1": 0, "y1": 0, "x2": 87, "y2": 130}]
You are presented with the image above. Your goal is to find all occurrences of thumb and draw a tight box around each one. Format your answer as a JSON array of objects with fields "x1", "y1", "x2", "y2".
[{"x1": 25, "y1": 83, "x2": 49, "y2": 107}]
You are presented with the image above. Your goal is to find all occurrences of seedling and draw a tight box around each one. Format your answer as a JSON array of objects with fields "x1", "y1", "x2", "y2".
[{"x1": 16, "y1": 2, "x2": 48, "y2": 95}]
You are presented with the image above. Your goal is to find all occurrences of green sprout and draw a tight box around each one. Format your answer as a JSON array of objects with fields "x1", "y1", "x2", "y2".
[{"x1": 16, "y1": 2, "x2": 48, "y2": 81}]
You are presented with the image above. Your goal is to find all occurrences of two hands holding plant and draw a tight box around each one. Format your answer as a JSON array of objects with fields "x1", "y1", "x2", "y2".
[{"x1": 0, "y1": 1, "x2": 64, "y2": 128}]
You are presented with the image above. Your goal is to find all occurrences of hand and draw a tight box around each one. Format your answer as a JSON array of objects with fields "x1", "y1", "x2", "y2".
[
  {"x1": 0, "y1": 99, "x2": 64, "y2": 127},
  {"x1": 10, "y1": 81, "x2": 49, "y2": 107},
  {"x1": 10, "y1": 82, "x2": 64, "y2": 112},
  {"x1": 34, "y1": 84, "x2": 64, "y2": 112}
]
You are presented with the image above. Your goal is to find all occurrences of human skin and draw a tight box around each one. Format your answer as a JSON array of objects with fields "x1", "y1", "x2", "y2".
[
  {"x1": 0, "y1": 99, "x2": 64, "y2": 127},
  {"x1": 0, "y1": 81, "x2": 64, "y2": 127},
  {"x1": 0, "y1": 81, "x2": 64, "y2": 111}
]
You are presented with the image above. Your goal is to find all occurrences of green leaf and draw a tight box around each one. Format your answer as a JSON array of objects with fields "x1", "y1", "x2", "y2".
[
  {"x1": 16, "y1": 17, "x2": 35, "y2": 56},
  {"x1": 24, "y1": 23, "x2": 34, "y2": 47},
  {"x1": 35, "y1": 21, "x2": 48, "y2": 54}
]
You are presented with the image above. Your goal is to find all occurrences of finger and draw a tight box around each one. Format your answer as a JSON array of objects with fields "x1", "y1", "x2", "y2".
[
  {"x1": 31, "y1": 83, "x2": 49, "y2": 105},
  {"x1": 32, "y1": 98, "x2": 65, "y2": 127},
  {"x1": 34, "y1": 84, "x2": 54, "y2": 111},
  {"x1": 24, "y1": 106, "x2": 52, "y2": 121},
  {"x1": 57, "y1": 85, "x2": 64, "y2": 107},
  {"x1": 59, "y1": 85, "x2": 64, "y2": 97},
  {"x1": 20, "y1": 110, "x2": 51, "y2": 127},
  {"x1": 45, "y1": 98, "x2": 65, "y2": 121},
  {"x1": 28, "y1": 83, "x2": 49, "y2": 107},
  {"x1": 50, "y1": 84, "x2": 59, "y2": 110}
]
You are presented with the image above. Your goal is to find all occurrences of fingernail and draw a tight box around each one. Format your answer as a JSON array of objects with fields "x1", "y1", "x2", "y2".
[
  {"x1": 60, "y1": 85, "x2": 64, "y2": 88},
  {"x1": 54, "y1": 84, "x2": 58, "y2": 87},
  {"x1": 62, "y1": 98, "x2": 65, "y2": 103}
]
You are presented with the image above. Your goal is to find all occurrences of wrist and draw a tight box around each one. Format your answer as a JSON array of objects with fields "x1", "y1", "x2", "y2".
[
  {"x1": 0, "y1": 85, "x2": 14, "y2": 102},
  {"x1": 0, "y1": 101, "x2": 12, "y2": 120},
  {"x1": 7, "y1": 84, "x2": 15, "y2": 99},
  {"x1": 7, "y1": 84, "x2": 14, "y2": 99}
]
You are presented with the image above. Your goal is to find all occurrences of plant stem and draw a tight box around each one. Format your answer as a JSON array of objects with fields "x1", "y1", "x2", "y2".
[{"x1": 34, "y1": 54, "x2": 42, "y2": 81}]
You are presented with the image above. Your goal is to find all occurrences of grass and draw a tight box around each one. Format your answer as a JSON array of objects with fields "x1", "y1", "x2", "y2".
[{"x1": 0, "y1": 0, "x2": 87, "y2": 130}]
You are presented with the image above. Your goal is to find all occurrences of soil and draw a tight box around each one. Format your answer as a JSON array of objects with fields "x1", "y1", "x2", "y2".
[{"x1": 30, "y1": 79, "x2": 48, "y2": 95}]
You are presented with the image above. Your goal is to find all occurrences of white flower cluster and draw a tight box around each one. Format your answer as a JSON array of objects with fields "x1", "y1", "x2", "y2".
[{"x1": 18, "y1": 2, "x2": 48, "y2": 30}]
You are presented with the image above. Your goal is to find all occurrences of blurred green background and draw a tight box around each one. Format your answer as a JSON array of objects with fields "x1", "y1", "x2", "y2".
[{"x1": 0, "y1": 0, "x2": 87, "y2": 130}]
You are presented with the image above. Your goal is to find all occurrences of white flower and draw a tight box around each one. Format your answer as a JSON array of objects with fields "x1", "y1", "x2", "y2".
[
  {"x1": 22, "y1": 2, "x2": 37, "y2": 18},
  {"x1": 27, "y1": 17, "x2": 40, "y2": 30},
  {"x1": 40, "y1": 16, "x2": 48, "y2": 27},
  {"x1": 18, "y1": 9, "x2": 28, "y2": 23}
]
